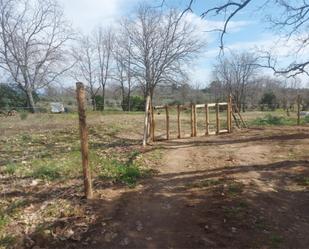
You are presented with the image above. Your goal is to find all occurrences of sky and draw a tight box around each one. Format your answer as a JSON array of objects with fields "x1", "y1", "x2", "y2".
[{"x1": 58, "y1": 0, "x2": 309, "y2": 88}]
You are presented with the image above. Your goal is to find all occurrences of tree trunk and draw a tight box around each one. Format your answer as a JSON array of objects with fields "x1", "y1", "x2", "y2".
[
  {"x1": 102, "y1": 85, "x2": 105, "y2": 111},
  {"x1": 26, "y1": 89, "x2": 36, "y2": 113},
  {"x1": 91, "y1": 96, "x2": 96, "y2": 111}
]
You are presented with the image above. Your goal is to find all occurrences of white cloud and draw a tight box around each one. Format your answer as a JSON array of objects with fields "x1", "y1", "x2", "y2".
[{"x1": 58, "y1": 0, "x2": 139, "y2": 32}]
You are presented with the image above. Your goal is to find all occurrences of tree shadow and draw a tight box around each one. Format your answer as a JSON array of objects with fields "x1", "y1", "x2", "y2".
[{"x1": 23, "y1": 159, "x2": 309, "y2": 249}]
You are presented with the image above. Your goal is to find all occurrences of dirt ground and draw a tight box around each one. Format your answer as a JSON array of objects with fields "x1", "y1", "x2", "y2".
[
  {"x1": 1, "y1": 113, "x2": 309, "y2": 249},
  {"x1": 51, "y1": 127, "x2": 308, "y2": 249}
]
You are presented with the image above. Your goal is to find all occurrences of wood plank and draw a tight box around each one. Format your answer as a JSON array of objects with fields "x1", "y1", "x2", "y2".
[
  {"x1": 216, "y1": 103, "x2": 220, "y2": 135},
  {"x1": 76, "y1": 82, "x2": 93, "y2": 199}
]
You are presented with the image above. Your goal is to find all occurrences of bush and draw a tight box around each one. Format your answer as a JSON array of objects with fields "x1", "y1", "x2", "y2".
[
  {"x1": 250, "y1": 114, "x2": 293, "y2": 126},
  {"x1": 122, "y1": 96, "x2": 144, "y2": 112}
]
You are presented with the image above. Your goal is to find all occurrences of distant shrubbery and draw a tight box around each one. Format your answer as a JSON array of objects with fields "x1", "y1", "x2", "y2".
[
  {"x1": 250, "y1": 114, "x2": 294, "y2": 126},
  {"x1": 121, "y1": 96, "x2": 144, "y2": 111},
  {"x1": 0, "y1": 83, "x2": 39, "y2": 110}
]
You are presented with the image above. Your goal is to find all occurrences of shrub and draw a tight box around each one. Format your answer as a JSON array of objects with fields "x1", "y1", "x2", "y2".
[
  {"x1": 250, "y1": 114, "x2": 293, "y2": 126},
  {"x1": 121, "y1": 96, "x2": 144, "y2": 112}
]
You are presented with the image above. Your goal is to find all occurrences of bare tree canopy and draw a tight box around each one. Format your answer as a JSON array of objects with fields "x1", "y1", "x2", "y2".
[
  {"x1": 122, "y1": 5, "x2": 206, "y2": 101},
  {"x1": 184, "y1": 0, "x2": 309, "y2": 78},
  {"x1": 0, "y1": 0, "x2": 73, "y2": 112},
  {"x1": 213, "y1": 51, "x2": 259, "y2": 111}
]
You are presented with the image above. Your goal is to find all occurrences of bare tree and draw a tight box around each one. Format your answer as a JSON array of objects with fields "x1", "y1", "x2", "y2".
[
  {"x1": 0, "y1": 0, "x2": 73, "y2": 112},
  {"x1": 184, "y1": 0, "x2": 309, "y2": 78},
  {"x1": 113, "y1": 30, "x2": 135, "y2": 111},
  {"x1": 213, "y1": 51, "x2": 259, "y2": 111},
  {"x1": 72, "y1": 35, "x2": 100, "y2": 110},
  {"x1": 94, "y1": 27, "x2": 113, "y2": 110},
  {"x1": 122, "y1": 5, "x2": 205, "y2": 102}
]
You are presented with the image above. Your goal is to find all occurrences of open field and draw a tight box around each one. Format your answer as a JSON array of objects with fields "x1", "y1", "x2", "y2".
[{"x1": 0, "y1": 111, "x2": 309, "y2": 248}]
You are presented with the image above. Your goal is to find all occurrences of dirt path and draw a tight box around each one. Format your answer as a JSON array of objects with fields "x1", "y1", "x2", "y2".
[{"x1": 46, "y1": 127, "x2": 309, "y2": 249}]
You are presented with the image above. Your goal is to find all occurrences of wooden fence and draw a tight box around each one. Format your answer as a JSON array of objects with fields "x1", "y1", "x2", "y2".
[{"x1": 149, "y1": 96, "x2": 233, "y2": 142}]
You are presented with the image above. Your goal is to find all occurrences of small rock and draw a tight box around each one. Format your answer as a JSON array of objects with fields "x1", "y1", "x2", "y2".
[
  {"x1": 30, "y1": 180, "x2": 39, "y2": 186},
  {"x1": 204, "y1": 225, "x2": 209, "y2": 231},
  {"x1": 231, "y1": 227, "x2": 237, "y2": 233},
  {"x1": 119, "y1": 237, "x2": 130, "y2": 246},
  {"x1": 136, "y1": 221, "x2": 143, "y2": 231},
  {"x1": 146, "y1": 237, "x2": 152, "y2": 241}
]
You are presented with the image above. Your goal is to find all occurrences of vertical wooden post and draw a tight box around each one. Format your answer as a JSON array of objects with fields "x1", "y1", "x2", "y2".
[
  {"x1": 165, "y1": 105, "x2": 169, "y2": 140},
  {"x1": 227, "y1": 95, "x2": 232, "y2": 133},
  {"x1": 76, "y1": 82, "x2": 93, "y2": 199},
  {"x1": 143, "y1": 96, "x2": 151, "y2": 147},
  {"x1": 216, "y1": 103, "x2": 220, "y2": 135},
  {"x1": 151, "y1": 106, "x2": 155, "y2": 142},
  {"x1": 190, "y1": 104, "x2": 194, "y2": 137},
  {"x1": 205, "y1": 104, "x2": 209, "y2": 135},
  {"x1": 297, "y1": 94, "x2": 301, "y2": 125},
  {"x1": 193, "y1": 104, "x2": 197, "y2": 137},
  {"x1": 177, "y1": 104, "x2": 181, "y2": 139}
]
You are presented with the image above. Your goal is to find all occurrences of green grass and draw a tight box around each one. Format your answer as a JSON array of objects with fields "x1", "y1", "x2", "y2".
[
  {"x1": 2, "y1": 164, "x2": 18, "y2": 175},
  {"x1": 0, "y1": 235, "x2": 15, "y2": 249},
  {"x1": 98, "y1": 158, "x2": 153, "y2": 187},
  {"x1": 227, "y1": 182, "x2": 244, "y2": 196},
  {"x1": 249, "y1": 114, "x2": 295, "y2": 126}
]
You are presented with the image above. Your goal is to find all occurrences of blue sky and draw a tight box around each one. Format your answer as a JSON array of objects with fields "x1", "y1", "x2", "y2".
[{"x1": 59, "y1": 0, "x2": 308, "y2": 87}]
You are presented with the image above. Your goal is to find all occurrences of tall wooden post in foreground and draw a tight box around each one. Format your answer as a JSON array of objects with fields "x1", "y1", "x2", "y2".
[
  {"x1": 76, "y1": 82, "x2": 93, "y2": 199},
  {"x1": 143, "y1": 96, "x2": 151, "y2": 147},
  {"x1": 297, "y1": 94, "x2": 301, "y2": 125},
  {"x1": 193, "y1": 104, "x2": 197, "y2": 137}
]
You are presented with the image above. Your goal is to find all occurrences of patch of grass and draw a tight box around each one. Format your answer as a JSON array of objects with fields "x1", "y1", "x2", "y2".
[
  {"x1": 98, "y1": 158, "x2": 152, "y2": 187},
  {"x1": 269, "y1": 234, "x2": 283, "y2": 248},
  {"x1": 249, "y1": 114, "x2": 294, "y2": 126},
  {"x1": 31, "y1": 163, "x2": 61, "y2": 180},
  {"x1": 0, "y1": 235, "x2": 15, "y2": 249},
  {"x1": 227, "y1": 181, "x2": 244, "y2": 196},
  {"x1": 2, "y1": 163, "x2": 18, "y2": 175},
  {"x1": 223, "y1": 201, "x2": 248, "y2": 219},
  {"x1": 0, "y1": 216, "x2": 8, "y2": 232}
]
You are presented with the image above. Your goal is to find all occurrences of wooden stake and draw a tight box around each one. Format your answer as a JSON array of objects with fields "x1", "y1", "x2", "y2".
[
  {"x1": 216, "y1": 103, "x2": 220, "y2": 135},
  {"x1": 205, "y1": 104, "x2": 209, "y2": 135},
  {"x1": 143, "y1": 96, "x2": 151, "y2": 147},
  {"x1": 190, "y1": 104, "x2": 194, "y2": 137},
  {"x1": 297, "y1": 94, "x2": 301, "y2": 125},
  {"x1": 193, "y1": 104, "x2": 197, "y2": 136},
  {"x1": 227, "y1": 95, "x2": 232, "y2": 133},
  {"x1": 76, "y1": 82, "x2": 93, "y2": 199},
  {"x1": 151, "y1": 106, "x2": 155, "y2": 141},
  {"x1": 165, "y1": 105, "x2": 169, "y2": 140},
  {"x1": 177, "y1": 104, "x2": 181, "y2": 139}
]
